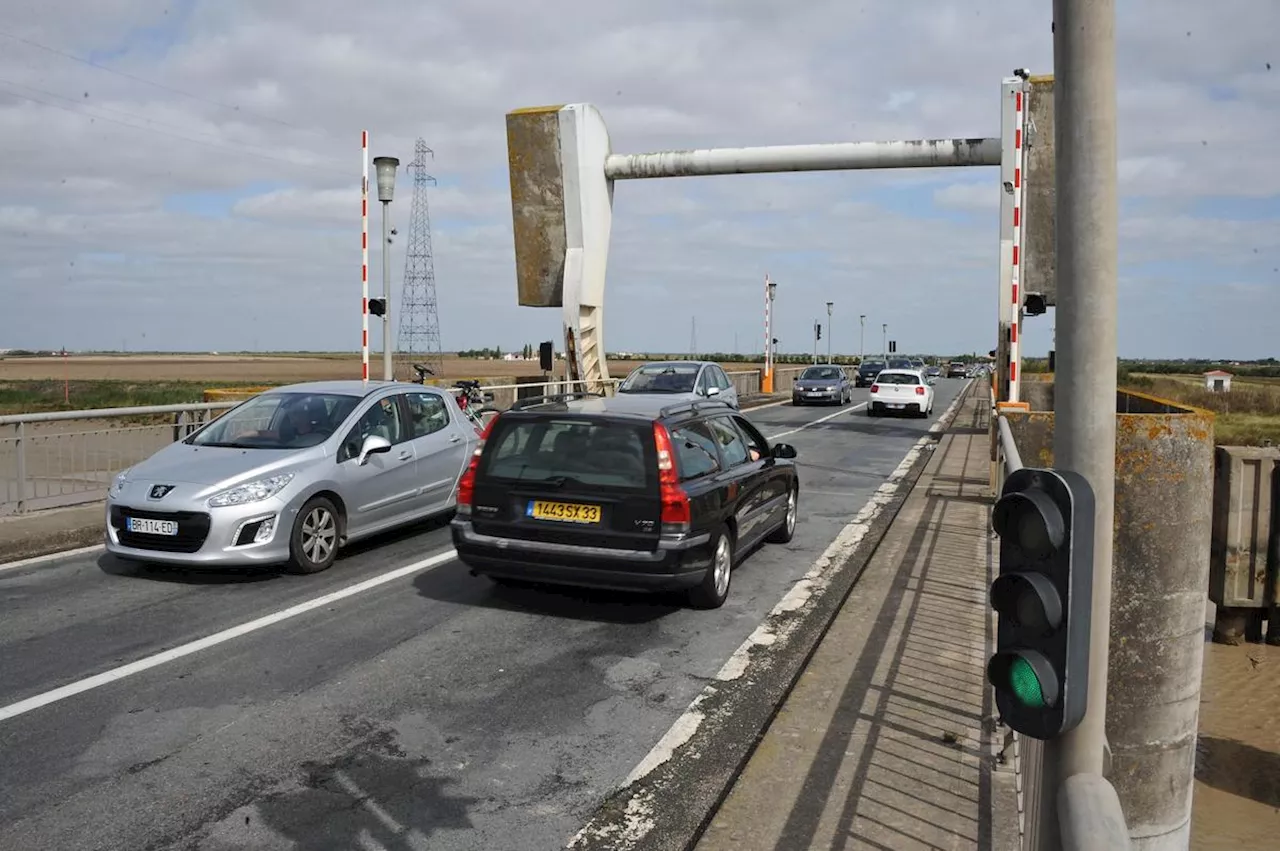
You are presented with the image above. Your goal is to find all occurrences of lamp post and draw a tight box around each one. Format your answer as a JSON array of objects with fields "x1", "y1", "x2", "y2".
[
  {"x1": 859, "y1": 314, "x2": 867, "y2": 364},
  {"x1": 373, "y1": 155, "x2": 400, "y2": 381},
  {"x1": 882, "y1": 323, "x2": 888, "y2": 361},
  {"x1": 826, "y1": 301, "x2": 833, "y2": 364}
]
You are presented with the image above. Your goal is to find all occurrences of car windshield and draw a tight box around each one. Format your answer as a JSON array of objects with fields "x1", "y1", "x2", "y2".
[
  {"x1": 800, "y1": 367, "x2": 842, "y2": 380},
  {"x1": 479, "y1": 416, "x2": 656, "y2": 491},
  {"x1": 188, "y1": 392, "x2": 360, "y2": 449},
  {"x1": 618, "y1": 364, "x2": 699, "y2": 394},
  {"x1": 876, "y1": 372, "x2": 921, "y2": 386}
]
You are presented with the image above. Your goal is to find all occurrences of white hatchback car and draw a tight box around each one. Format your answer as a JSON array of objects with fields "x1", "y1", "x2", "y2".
[{"x1": 867, "y1": 369, "x2": 934, "y2": 418}]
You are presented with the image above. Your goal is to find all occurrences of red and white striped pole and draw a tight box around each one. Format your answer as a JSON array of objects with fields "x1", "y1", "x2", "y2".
[
  {"x1": 763, "y1": 273, "x2": 774, "y2": 393},
  {"x1": 1009, "y1": 86, "x2": 1027, "y2": 402},
  {"x1": 361, "y1": 131, "x2": 370, "y2": 385}
]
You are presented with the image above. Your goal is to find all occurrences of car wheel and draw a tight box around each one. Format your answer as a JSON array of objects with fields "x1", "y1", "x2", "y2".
[
  {"x1": 767, "y1": 484, "x2": 798, "y2": 544},
  {"x1": 688, "y1": 528, "x2": 734, "y2": 610},
  {"x1": 286, "y1": 496, "x2": 340, "y2": 574}
]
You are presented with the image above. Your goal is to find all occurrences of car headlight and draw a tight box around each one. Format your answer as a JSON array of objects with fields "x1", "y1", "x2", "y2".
[
  {"x1": 207, "y1": 473, "x2": 295, "y2": 508},
  {"x1": 110, "y1": 469, "x2": 131, "y2": 496}
]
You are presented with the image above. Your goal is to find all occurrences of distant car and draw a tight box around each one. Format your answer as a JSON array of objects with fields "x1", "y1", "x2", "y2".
[
  {"x1": 924, "y1": 365, "x2": 941, "y2": 384},
  {"x1": 855, "y1": 360, "x2": 886, "y2": 388},
  {"x1": 451, "y1": 394, "x2": 799, "y2": 609},
  {"x1": 792, "y1": 364, "x2": 853, "y2": 405},
  {"x1": 616, "y1": 360, "x2": 739, "y2": 409},
  {"x1": 947, "y1": 361, "x2": 968, "y2": 378},
  {"x1": 868, "y1": 369, "x2": 934, "y2": 418},
  {"x1": 105, "y1": 381, "x2": 477, "y2": 573}
]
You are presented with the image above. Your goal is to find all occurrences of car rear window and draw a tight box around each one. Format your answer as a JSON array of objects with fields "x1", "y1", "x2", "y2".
[
  {"x1": 876, "y1": 372, "x2": 921, "y2": 385},
  {"x1": 800, "y1": 367, "x2": 842, "y2": 380},
  {"x1": 861, "y1": 362, "x2": 885, "y2": 371},
  {"x1": 479, "y1": 416, "x2": 656, "y2": 490}
]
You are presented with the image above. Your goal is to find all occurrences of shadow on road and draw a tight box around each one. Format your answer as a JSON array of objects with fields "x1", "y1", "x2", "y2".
[
  {"x1": 414, "y1": 566, "x2": 681, "y2": 625},
  {"x1": 1197, "y1": 735, "x2": 1280, "y2": 809}
]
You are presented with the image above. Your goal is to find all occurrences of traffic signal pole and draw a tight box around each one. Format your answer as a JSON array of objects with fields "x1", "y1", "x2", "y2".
[{"x1": 1051, "y1": 0, "x2": 1119, "y2": 794}]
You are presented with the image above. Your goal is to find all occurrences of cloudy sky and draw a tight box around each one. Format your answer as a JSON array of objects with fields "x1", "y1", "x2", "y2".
[{"x1": 1, "y1": 1, "x2": 1276, "y2": 360}]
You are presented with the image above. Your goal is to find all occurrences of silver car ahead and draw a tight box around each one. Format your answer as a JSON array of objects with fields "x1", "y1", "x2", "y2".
[
  {"x1": 791, "y1": 364, "x2": 853, "y2": 405},
  {"x1": 105, "y1": 380, "x2": 478, "y2": 574},
  {"x1": 615, "y1": 360, "x2": 740, "y2": 409}
]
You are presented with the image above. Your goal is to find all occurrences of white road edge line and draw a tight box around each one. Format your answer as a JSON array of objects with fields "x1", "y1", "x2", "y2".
[
  {"x1": 0, "y1": 543, "x2": 105, "y2": 574},
  {"x1": 0, "y1": 548, "x2": 458, "y2": 724},
  {"x1": 765, "y1": 402, "x2": 867, "y2": 441},
  {"x1": 569, "y1": 381, "x2": 972, "y2": 849}
]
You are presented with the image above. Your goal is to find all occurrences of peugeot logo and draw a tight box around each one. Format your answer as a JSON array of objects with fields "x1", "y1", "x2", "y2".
[{"x1": 148, "y1": 485, "x2": 176, "y2": 500}]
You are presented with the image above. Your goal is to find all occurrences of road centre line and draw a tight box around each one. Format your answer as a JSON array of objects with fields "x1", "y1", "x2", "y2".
[
  {"x1": 0, "y1": 548, "x2": 458, "y2": 724},
  {"x1": 766, "y1": 402, "x2": 868, "y2": 441}
]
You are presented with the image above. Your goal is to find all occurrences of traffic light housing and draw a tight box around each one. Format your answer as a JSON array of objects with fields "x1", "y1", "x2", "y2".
[
  {"x1": 538, "y1": 340, "x2": 554, "y2": 372},
  {"x1": 815, "y1": 323, "x2": 822, "y2": 341},
  {"x1": 889, "y1": 340, "x2": 897, "y2": 354},
  {"x1": 987, "y1": 467, "x2": 1095, "y2": 740},
  {"x1": 368, "y1": 298, "x2": 387, "y2": 317},
  {"x1": 1023, "y1": 292, "x2": 1048, "y2": 316}
]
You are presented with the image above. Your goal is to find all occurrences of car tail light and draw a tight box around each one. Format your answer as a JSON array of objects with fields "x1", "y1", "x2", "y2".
[
  {"x1": 870, "y1": 384, "x2": 879, "y2": 393},
  {"x1": 455, "y1": 417, "x2": 497, "y2": 515},
  {"x1": 652, "y1": 422, "x2": 692, "y2": 529},
  {"x1": 915, "y1": 386, "x2": 926, "y2": 396}
]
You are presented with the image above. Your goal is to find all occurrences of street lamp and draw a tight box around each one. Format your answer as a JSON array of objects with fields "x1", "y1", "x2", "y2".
[
  {"x1": 859, "y1": 314, "x2": 867, "y2": 364},
  {"x1": 372, "y1": 155, "x2": 400, "y2": 381},
  {"x1": 826, "y1": 301, "x2": 833, "y2": 364},
  {"x1": 766, "y1": 277, "x2": 778, "y2": 379},
  {"x1": 882, "y1": 323, "x2": 888, "y2": 361}
]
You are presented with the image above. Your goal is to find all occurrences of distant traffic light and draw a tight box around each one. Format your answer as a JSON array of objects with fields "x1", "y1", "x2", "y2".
[
  {"x1": 814, "y1": 322, "x2": 822, "y2": 341},
  {"x1": 987, "y1": 467, "x2": 1095, "y2": 740},
  {"x1": 889, "y1": 340, "x2": 897, "y2": 354},
  {"x1": 538, "y1": 340, "x2": 554, "y2": 372},
  {"x1": 368, "y1": 298, "x2": 387, "y2": 317}
]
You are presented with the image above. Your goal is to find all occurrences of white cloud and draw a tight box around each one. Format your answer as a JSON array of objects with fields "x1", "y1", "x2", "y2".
[{"x1": 0, "y1": 0, "x2": 1277, "y2": 361}]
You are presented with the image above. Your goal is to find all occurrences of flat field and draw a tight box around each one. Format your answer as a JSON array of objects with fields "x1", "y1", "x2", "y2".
[
  {"x1": 1126, "y1": 373, "x2": 1280, "y2": 447},
  {"x1": 0, "y1": 354, "x2": 773, "y2": 414}
]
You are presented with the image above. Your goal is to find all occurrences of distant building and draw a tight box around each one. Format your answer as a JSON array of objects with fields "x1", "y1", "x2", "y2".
[{"x1": 1204, "y1": 370, "x2": 1233, "y2": 393}]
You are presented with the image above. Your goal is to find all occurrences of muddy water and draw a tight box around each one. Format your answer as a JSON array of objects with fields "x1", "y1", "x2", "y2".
[{"x1": 1192, "y1": 638, "x2": 1280, "y2": 848}]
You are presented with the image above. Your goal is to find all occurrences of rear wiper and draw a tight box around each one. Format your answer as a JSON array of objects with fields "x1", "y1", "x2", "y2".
[{"x1": 538, "y1": 475, "x2": 583, "y2": 489}]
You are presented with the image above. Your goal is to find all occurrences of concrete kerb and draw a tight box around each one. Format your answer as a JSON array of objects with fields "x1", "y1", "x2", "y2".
[
  {"x1": 565, "y1": 380, "x2": 977, "y2": 851},
  {"x1": 0, "y1": 394, "x2": 797, "y2": 572}
]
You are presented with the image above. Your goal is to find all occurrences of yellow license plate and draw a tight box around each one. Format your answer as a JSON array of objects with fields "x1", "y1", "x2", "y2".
[{"x1": 528, "y1": 500, "x2": 602, "y2": 524}]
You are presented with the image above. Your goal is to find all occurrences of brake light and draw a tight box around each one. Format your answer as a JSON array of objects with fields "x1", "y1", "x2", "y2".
[
  {"x1": 915, "y1": 386, "x2": 926, "y2": 396},
  {"x1": 456, "y1": 417, "x2": 497, "y2": 513},
  {"x1": 652, "y1": 422, "x2": 691, "y2": 527},
  {"x1": 870, "y1": 384, "x2": 879, "y2": 393}
]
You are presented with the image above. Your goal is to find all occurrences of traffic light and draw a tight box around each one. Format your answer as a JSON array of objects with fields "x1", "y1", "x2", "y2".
[
  {"x1": 368, "y1": 298, "x2": 387, "y2": 317},
  {"x1": 987, "y1": 467, "x2": 1095, "y2": 740},
  {"x1": 889, "y1": 340, "x2": 897, "y2": 353},
  {"x1": 1023, "y1": 292, "x2": 1048, "y2": 316},
  {"x1": 538, "y1": 340, "x2": 554, "y2": 372},
  {"x1": 815, "y1": 322, "x2": 822, "y2": 341}
]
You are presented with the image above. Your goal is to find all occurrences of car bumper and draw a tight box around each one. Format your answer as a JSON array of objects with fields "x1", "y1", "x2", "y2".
[
  {"x1": 869, "y1": 400, "x2": 925, "y2": 415},
  {"x1": 792, "y1": 389, "x2": 842, "y2": 403},
  {"x1": 104, "y1": 494, "x2": 294, "y2": 566},
  {"x1": 450, "y1": 519, "x2": 713, "y2": 592}
]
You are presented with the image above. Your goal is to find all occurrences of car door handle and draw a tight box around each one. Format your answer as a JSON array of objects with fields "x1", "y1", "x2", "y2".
[
  {"x1": 397, "y1": 451, "x2": 413, "y2": 461},
  {"x1": 448, "y1": 433, "x2": 462, "y2": 443}
]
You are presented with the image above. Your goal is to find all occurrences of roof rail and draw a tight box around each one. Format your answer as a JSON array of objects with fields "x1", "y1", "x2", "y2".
[
  {"x1": 509, "y1": 390, "x2": 606, "y2": 411},
  {"x1": 658, "y1": 398, "x2": 736, "y2": 419}
]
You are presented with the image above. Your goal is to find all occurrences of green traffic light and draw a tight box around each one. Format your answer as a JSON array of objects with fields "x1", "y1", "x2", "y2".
[{"x1": 1010, "y1": 656, "x2": 1047, "y2": 708}]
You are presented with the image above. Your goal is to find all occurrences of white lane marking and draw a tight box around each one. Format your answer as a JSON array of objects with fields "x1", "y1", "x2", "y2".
[
  {"x1": 0, "y1": 548, "x2": 458, "y2": 724},
  {"x1": 0, "y1": 543, "x2": 105, "y2": 574},
  {"x1": 765, "y1": 403, "x2": 867, "y2": 441},
  {"x1": 570, "y1": 381, "x2": 974, "y2": 849}
]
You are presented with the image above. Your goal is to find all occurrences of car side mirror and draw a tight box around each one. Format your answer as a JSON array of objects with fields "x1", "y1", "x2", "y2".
[
  {"x1": 358, "y1": 434, "x2": 392, "y2": 465},
  {"x1": 705, "y1": 385, "x2": 720, "y2": 396},
  {"x1": 772, "y1": 443, "x2": 798, "y2": 460}
]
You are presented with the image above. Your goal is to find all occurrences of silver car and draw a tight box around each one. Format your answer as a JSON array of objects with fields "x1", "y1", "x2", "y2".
[
  {"x1": 791, "y1": 364, "x2": 853, "y2": 405},
  {"x1": 104, "y1": 381, "x2": 478, "y2": 573},
  {"x1": 615, "y1": 360, "x2": 740, "y2": 409}
]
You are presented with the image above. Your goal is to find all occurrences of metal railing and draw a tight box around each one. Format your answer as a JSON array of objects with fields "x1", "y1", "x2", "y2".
[
  {"x1": 0, "y1": 369, "x2": 805, "y2": 516},
  {"x1": 992, "y1": 411, "x2": 1130, "y2": 851}
]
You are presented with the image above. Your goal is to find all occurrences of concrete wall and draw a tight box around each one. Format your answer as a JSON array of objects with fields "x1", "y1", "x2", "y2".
[{"x1": 1001, "y1": 390, "x2": 1215, "y2": 850}]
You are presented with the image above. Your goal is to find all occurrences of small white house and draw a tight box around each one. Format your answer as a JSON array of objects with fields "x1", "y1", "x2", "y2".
[{"x1": 1204, "y1": 370, "x2": 1233, "y2": 393}]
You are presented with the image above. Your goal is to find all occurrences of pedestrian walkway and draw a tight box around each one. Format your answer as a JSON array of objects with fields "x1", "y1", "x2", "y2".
[{"x1": 696, "y1": 387, "x2": 1019, "y2": 851}]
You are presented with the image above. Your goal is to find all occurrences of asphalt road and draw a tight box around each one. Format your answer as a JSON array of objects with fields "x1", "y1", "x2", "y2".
[{"x1": 0, "y1": 380, "x2": 967, "y2": 851}]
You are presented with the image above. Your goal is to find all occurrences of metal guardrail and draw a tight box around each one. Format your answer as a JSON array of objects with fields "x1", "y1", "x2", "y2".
[
  {"x1": 0, "y1": 369, "x2": 804, "y2": 516},
  {"x1": 992, "y1": 411, "x2": 1131, "y2": 851}
]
